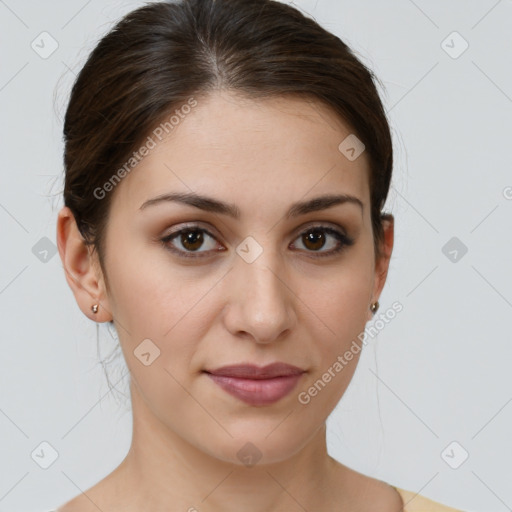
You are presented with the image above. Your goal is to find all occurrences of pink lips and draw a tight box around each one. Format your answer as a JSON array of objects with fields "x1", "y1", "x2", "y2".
[{"x1": 204, "y1": 363, "x2": 306, "y2": 406}]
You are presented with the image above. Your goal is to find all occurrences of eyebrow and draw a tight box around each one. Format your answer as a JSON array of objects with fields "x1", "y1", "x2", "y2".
[{"x1": 139, "y1": 191, "x2": 363, "y2": 218}]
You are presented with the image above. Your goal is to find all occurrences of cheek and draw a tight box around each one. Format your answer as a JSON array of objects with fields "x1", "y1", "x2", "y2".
[
  {"x1": 109, "y1": 265, "x2": 213, "y2": 419},
  {"x1": 293, "y1": 276, "x2": 371, "y2": 416},
  {"x1": 297, "y1": 253, "x2": 374, "y2": 394},
  {"x1": 105, "y1": 231, "x2": 206, "y2": 333},
  {"x1": 306, "y1": 284, "x2": 369, "y2": 377},
  {"x1": 304, "y1": 259, "x2": 373, "y2": 335},
  {"x1": 105, "y1": 254, "x2": 225, "y2": 398}
]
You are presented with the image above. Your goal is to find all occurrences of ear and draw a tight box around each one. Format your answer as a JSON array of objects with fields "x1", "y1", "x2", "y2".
[
  {"x1": 367, "y1": 213, "x2": 394, "y2": 321},
  {"x1": 56, "y1": 206, "x2": 113, "y2": 323}
]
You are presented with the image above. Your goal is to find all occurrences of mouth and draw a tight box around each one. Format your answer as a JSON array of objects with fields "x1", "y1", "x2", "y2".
[{"x1": 203, "y1": 363, "x2": 306, "y2": 406}]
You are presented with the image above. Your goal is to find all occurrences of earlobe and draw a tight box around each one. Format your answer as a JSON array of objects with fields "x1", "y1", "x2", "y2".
[{"x1": 56, "y1": 206, "x2": 113, "y2": 323}]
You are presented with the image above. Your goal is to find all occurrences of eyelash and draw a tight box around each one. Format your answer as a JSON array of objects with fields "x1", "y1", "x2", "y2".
[{"x1": 159, "y1": 223, "x2": 355, "y2": 260}]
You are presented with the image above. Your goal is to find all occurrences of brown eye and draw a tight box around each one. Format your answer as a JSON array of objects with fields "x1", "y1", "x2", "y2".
[
  {"x1": 180, "y1": 230, "x2": 205, "y2": 251},
  {"x1": 161, "y1": 227, "x2": 221, "y2": 258},
  {"x1": 160, "y1": 224, "x2": 354, "y2": 260},
  {"x1": 291, "y1": 226, "x2": 354, "y2": 258},
  {"x1": 301, "y1": 229, "x2": 327, "y2": 251}
]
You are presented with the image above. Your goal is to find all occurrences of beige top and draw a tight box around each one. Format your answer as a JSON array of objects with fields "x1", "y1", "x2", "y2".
[{"x1": 394, "y1": 487, "x2": 464, "y2": 511}]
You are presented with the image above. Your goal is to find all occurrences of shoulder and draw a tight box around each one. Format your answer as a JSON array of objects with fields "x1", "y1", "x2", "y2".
[{"x1": 394, "y1": 487, "x2": 465, "y2": 512}]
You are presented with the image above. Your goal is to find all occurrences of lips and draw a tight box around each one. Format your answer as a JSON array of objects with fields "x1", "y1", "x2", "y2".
[
  {"x1": 203, "y1": 363, "x2": 306, "y2": 406},
  {"x1": 205, "y1": 362, "x2": 305, "y2": 379}
]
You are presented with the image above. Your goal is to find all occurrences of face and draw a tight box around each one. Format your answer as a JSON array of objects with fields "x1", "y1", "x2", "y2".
[{"x1": 59, "y1": 90, "x2": 393, "y2": 466}]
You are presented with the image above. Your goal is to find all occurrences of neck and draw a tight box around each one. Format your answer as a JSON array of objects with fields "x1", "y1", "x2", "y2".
[{"x1": 106, "y1": 380, "x2": 345, "y2": 512}]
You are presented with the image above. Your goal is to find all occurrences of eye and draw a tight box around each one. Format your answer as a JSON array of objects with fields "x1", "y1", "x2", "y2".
[
  {"x1": 290, "y1": 225, "x2": 354, "y2": 258},
  {"x1": 160, "y1": 225, "x2": 223, "y2": 259},
  {"x1": 159, "y1": 223, "x2": 354, "y2": 259}
]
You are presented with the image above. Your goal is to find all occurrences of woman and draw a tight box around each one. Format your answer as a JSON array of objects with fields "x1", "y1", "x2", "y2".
[{"x1": 54, "y1": 0, "x2": 465, "y2": 510}]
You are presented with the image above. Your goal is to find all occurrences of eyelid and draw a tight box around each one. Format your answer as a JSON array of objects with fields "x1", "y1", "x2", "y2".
[
  {"x1": 161, "y1": 221, "x2": 218, "y2": 238},
  {"x1": 159, "y1": 220, "x2": 354, "y2": 260},
  {"x1": 291, "y1": 220, "x2": 349, "y2": 236},
  {"x1": 159, "y1": 222, "x2": 223, "y2": 258},
  {"x1": 160, "y1": 220, "x2": 349, "y2": 244}
]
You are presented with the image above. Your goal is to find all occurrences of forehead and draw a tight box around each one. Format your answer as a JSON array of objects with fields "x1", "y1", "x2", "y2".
[{"x1": 109, "y1": 90, "x2": 370, "y2": 217}]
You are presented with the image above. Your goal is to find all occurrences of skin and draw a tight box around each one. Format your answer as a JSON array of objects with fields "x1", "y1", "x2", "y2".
[{"x1": 56, "y1": 90, "x2": 397, "y2": 512}]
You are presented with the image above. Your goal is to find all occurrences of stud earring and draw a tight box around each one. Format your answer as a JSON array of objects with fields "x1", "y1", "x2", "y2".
[
  {"x1": 91, "y1": 304, "x2": 99, "y2": 314},
  {"x1": 370, "y1": 301, "x2": 379, "y2": 314}
]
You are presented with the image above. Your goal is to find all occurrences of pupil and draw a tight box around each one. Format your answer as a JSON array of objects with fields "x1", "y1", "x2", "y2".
[
  {"x1": 304, "y1": 230, "x2": 325, "y2": 250},
  {"x1": 182, "y1": 230, "x2": 203, "y2": 251}
]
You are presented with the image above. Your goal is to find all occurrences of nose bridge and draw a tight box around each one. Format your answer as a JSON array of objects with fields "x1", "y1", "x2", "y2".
[
  {"x1": 239, "y1": 238, "x2": 287, "y2": 305},
  {"x1": 246, "y1": 254, "x2": 283, "y2": 298},
  {"x1": 229, "y1": 234, "x2": 294, "y2": 342}
]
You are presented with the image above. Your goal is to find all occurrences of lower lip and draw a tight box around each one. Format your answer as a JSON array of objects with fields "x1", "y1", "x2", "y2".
[{"x1": 205, "y1": 373, "x2": 304, "y2": 406}]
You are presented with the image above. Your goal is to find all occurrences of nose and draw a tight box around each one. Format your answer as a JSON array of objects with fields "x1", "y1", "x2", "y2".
[{"x1": 222, "y1": 248, "x2": 296, "y2": 345}]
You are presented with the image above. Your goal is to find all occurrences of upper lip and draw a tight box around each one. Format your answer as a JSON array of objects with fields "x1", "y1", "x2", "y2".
[{"x1": 204, "y1": 363, "x2": 306, "y2": 379}]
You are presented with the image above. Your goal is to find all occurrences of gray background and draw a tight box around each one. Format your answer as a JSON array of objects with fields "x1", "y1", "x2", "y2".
[{"x1": 1, "y1": 1, "x2": 511, "y2": 511}]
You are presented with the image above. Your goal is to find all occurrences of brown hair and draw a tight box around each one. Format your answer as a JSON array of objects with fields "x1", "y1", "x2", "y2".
[{"x1": 63, "y1": 0, "x2": 393, "y2": 285}]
